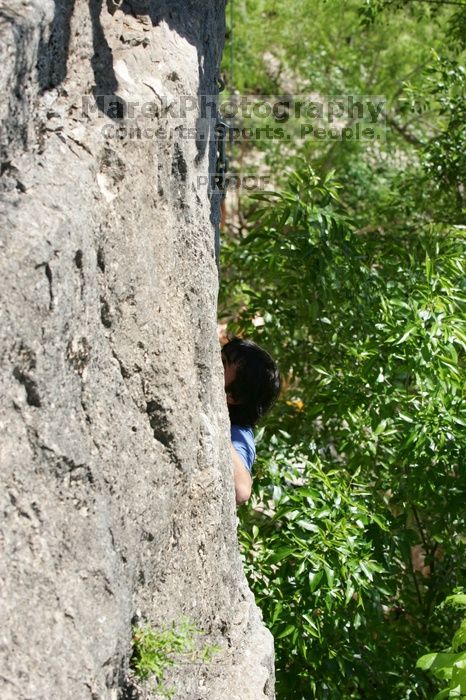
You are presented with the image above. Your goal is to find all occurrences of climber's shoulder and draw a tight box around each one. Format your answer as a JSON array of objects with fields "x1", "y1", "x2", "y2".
[{"x1": 230, "y1": 424, "x2": 256, "y2": 473}]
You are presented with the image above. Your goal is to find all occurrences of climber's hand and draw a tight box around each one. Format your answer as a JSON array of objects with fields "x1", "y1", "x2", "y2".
[{"x1": 231, "y1": 444, "x2": 252, "y2": 505}]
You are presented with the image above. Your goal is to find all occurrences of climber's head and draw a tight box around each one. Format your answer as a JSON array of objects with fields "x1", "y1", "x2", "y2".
[{"x1": 221, "y1": 336, "x2": 281, "y2": 427}]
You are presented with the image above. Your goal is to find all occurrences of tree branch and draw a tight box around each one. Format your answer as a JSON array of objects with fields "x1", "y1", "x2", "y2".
[{"x1": 382, "y1": 110, "x2": 424, "y2": 146}]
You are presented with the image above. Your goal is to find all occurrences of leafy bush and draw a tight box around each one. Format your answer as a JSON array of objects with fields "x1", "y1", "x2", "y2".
[
  {"x1": 222, "y1": 167, "x2": 465, "y2": 698},
  {"x1": 220, "y1": 1, "x2": 466, "y2": 697},
  {"x1": 417, "y1": 592, "x2": 466, "y2": 699},
  {"x1": 240, "y1": 432, "x2": 388, "y2": 697}
]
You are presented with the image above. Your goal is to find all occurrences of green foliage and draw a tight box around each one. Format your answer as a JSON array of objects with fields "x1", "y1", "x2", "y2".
[
  {"x1": 225, "y1": 168, "x2": 465, "y2": 697},
  {"x1": 240, "y1": 433, "x2": 389, "y2": 697},
  {"x1": 417, "y1": 592, "x2": 466, "y2": 699},
  {"x1": 220, "y1": 1, "x2": 466, "y2": 697},
  {"x1": 131, "y1": 619, "x2": 220, "y2": 697},
  {"x1": 421, "y1": 53, "x2": 466, "y2": 212},
  {"x1": 222, "y1": 0, "x2": 466, "y2": 226}
]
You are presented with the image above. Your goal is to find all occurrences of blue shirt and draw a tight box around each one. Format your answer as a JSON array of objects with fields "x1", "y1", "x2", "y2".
[{"x1": 231, "y1": 425, "x2": 256, "y2": 473}]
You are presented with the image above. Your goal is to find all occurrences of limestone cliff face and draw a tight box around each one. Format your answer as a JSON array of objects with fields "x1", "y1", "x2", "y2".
[{"x1": 0, "y1": 1, "x2": 275, "y2": 698}]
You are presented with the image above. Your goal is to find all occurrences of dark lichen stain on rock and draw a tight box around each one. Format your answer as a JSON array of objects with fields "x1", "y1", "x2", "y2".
[
  {"x1": 13, "y1": 367, "x2": 42, "y2": 407},
  {"x1": 172, "y1": 142, "x2": 188, "y2": 182},
  {"x1": 66, "y1": 337, "x2": 91, "y2": 374}
]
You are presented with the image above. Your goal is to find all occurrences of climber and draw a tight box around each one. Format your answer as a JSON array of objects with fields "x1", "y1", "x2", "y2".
[{"x1": 221, "y1": 337, "x2": 281, "y2": 505}]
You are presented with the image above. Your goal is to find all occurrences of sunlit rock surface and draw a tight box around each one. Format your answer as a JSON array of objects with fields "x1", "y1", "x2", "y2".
[{"x1": 0, "y1": 1, "x2": 274, "y2": 697}]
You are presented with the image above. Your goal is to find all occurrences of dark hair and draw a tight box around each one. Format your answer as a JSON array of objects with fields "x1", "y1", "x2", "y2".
[{"x1": 222, "y1": 337, "x2": 281, "y2": 427}]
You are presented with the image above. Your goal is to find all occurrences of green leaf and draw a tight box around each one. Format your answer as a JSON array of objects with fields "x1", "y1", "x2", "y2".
[
  {"x1": 324, "y1": 564, "x2": 335, "y2": 588},
  {"x1": 398, "y1": 412, "x2": 414, "y2": 423},
  {"x1": 395, "y1": 327, "x2": 417, "y2": 344},
  {"x1": 426, "y1": 253, "x2": 433, "y2": 282},
  {"x1": 268, "y1": 546, "x2": 296, "y2": 564},
  {"x1": 452, "y1": 621, "x2": 466, "y2": 651},
  {"x1": 417, "y1": 651, "x2": 466, "y2": 676},
  {"x1": 309, "y1": 570, "x2": 324, "y2": 593},
  {"x1": 276, "y1": 624, "x2": 296, "y2": 639}
]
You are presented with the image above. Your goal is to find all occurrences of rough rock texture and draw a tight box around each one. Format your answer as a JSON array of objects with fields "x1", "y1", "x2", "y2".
[{"x1": 0, "y1": 1, "x2": 275, "y2": 698}]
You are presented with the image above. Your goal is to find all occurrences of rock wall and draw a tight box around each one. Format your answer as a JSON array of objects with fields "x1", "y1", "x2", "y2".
[{"x1": 0, "y1": 1, "x2": 275, "y2": 698}]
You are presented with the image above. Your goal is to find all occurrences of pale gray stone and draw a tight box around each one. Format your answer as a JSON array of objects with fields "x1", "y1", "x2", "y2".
[{"x1": 0, "y1": 1, "x2": 275, "y2": 698}]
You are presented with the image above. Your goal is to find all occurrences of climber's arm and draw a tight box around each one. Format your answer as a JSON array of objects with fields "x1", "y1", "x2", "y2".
[{"x1": 231, "y1": 444, "x2": 252, "y2": 505}]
